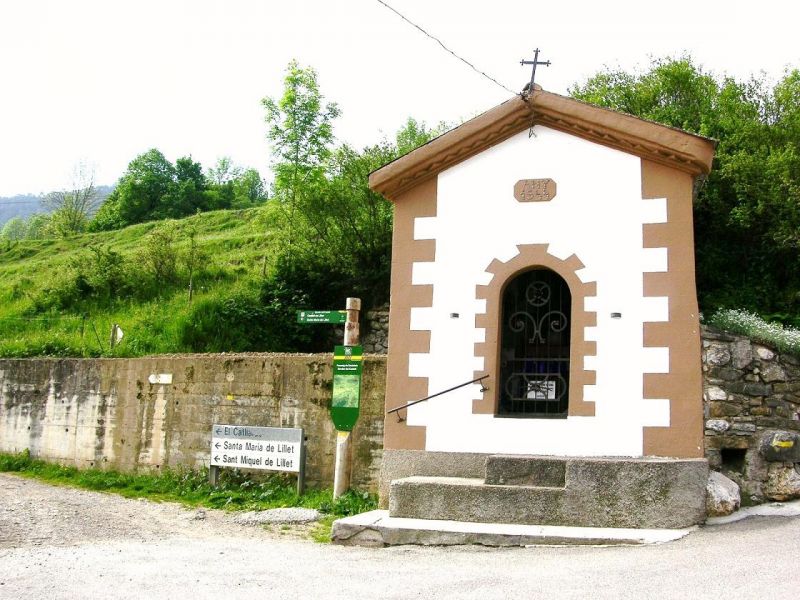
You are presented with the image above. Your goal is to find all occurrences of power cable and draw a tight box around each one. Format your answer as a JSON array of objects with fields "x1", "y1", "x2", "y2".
[{"x1": 374, "y1": 0, "x2": 517, "y2": 96}]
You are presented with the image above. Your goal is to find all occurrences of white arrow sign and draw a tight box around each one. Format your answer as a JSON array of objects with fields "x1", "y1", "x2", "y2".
[{"x1": 210, "y1": 424, "x2": 303, "y2": 473}]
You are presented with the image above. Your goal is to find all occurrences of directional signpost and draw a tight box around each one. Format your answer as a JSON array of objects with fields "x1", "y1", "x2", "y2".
[
  {"x1": 209, "y1": 424, "x2": 306, "y2": 494},
  {"x1": 297, "y1": 298, "x2": 362, "y2": 498},
  {"x1": 297, "y1": 310, "x2": 347, "y2": 324}
]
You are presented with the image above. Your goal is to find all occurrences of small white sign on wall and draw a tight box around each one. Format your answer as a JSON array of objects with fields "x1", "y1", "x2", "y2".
[{"x1": 148, "y1": 373, "x2": 173, "y2": 385}]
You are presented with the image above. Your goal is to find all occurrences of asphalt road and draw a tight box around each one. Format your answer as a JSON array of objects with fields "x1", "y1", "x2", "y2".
[{"x1": 0, "y1": 473, "x2": 797, "y2": 600}]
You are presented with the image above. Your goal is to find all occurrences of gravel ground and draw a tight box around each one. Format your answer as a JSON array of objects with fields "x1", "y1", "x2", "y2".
[
  {"x1": 1, "y1": 473, "x2": 799, "y2": 600},
  {"x1": 232, "y1": 507, "x2": 321, "y2": 525}
]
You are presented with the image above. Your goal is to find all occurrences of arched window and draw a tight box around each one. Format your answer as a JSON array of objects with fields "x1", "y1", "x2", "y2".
[{"x1": 498, "y1": 268, "x2": 571, "y2": 417}]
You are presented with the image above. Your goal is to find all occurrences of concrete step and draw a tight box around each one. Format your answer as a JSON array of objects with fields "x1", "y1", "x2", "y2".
[
  {"x1": 389, "y1": 476, "x2": 567, "y2": 526},
  {"x1": 331, "y1": 510, "x2": 695, "y2": 548},
  {"x1": 484, "y1": 454, "x2": 567, "y2": 487},
  {"x1": 385, "y1": 456, "x2": 709, "y2": 529}
]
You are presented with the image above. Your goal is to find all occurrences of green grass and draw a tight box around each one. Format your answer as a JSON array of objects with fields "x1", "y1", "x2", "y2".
[
  {"x1": 0, "y1": 208, "x2": 275, "y2": 358},
  {"x1": 0, "y1": 450, "x2": 376, "y2": 520},
  {"x1": 310, "y1": 515, "x2": 339, "y2": 543},
  {"x1": 707, "y1": 308, "x2": 800, "y2": 356}
]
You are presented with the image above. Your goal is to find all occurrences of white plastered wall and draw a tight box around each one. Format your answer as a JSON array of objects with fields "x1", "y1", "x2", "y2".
[{"x1": 407, "y1": 126, "x2": 670, "y2": 456}]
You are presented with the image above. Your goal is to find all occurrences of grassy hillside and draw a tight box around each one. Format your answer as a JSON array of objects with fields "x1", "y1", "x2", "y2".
[{"x1": 0, "y1": 208, "x2": 273, "y2": 357}]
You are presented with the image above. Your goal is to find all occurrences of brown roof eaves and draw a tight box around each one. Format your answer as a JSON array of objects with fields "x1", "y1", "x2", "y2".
[{"x1": 369, "y1": 89, "x2": 717, "y2": 199}]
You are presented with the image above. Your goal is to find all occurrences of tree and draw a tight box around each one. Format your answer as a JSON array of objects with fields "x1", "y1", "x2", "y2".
[
  {"x1": 44, "y1": 162, "x2": 99, "y2": 236},
  {"x1": 90, "y1": 150, "x2": 228, "y2": 230},
  {"x1": 206, "y1": 159, "x2": 266, "y2": 208},
  {"x1": 395, "y1": 117, "x2": 449, "y2": 155},
  {"x1": 232, "y1": 168, "x2": 267, "y2": 206},
  {"x1": 265, "y1": 117, "x2": 450, "y2": 309},
  {"x1": 206, "y1": 156, "x2": 243, "y2": 186},
  {"x1": 24, "y1": 213, "x2": 52, "y2": 239},
  {"x1": 91, "y1": 149, "x2": 176, "y2": 230},
  {"x1": 571, "y1": 57, "x2": 800, "y2": 318},
  {"x1": 1, "y1": 217, "x2": 27, "y2": 241},
  {"x1": 262, "y1": 60, "x2": 341, "y2": 250},
  {"x1": 157, "y1": 156, "x2": 208, "y2": 218},
  {"x1": 138, "y1": 222, "x2": 179, "y2": 291}
]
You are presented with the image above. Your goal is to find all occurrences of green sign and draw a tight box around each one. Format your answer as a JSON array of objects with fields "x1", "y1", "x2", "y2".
[
  {"x1": 297, "y1": 310, "x2": 347, "y2": 324},
  {"x1": 331, "y1": 345, "x2": 362, "y2": 431}
]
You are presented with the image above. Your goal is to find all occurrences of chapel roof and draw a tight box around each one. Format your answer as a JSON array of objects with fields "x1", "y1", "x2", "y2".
[{"x1": 369, "y1": 87, "x2": 716, "y2": 198}]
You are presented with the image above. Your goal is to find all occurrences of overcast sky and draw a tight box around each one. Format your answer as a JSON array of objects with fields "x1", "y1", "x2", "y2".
[{"x1": 0, "y1": 0, "x2": 797, "y2": 197}]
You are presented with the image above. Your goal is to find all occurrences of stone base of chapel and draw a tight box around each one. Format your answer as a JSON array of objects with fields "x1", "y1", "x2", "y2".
[{"x1": 379, "y1": 449, "x2": 708, "y2": 530}]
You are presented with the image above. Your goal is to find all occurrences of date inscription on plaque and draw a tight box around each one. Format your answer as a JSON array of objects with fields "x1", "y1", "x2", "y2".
[{"x1": 514, "y1": 178, "x2": 557, "y2": 203}]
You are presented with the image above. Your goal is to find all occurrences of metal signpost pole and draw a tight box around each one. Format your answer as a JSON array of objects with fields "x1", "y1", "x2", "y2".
[{"x1": 333, "y1": 297, "x2": 360, "y2": 499}]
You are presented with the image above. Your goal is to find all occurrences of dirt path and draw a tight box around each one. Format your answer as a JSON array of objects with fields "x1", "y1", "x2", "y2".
[{"x1": 0, "y1": 473, "x2": 313, "y2": 549}]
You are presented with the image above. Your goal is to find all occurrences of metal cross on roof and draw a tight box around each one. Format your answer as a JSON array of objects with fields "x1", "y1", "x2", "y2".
[
  {"x1": 521, "y1": 48, "x2": 551, "y2": 137},
  {"x1": 520, "y1": 48, "x2": 551, "y2": 97}
]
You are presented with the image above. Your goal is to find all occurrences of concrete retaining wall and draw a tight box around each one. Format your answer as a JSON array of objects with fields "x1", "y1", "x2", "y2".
[{"x1": 0, "y1": 354, "x2": 386, "y2": 491}]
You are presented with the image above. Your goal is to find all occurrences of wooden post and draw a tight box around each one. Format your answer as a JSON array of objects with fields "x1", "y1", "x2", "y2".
[
  {"x1": 297, "y1": 429, "x2": 306, "y2": 495},
  {"x1": 333, "y1": 297, "x2": 360, "y2": 499},
  {"x1": 344, "y1": 297, "x2": 361, "y2": 347},
  {"x1": 209, "y1": 464, "x2": 220, "y2": 486}
]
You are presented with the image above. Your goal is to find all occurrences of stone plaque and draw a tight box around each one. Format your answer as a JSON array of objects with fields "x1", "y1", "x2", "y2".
[{"x1": 514, "y1": 178, "x2": 556, "y2": 203}]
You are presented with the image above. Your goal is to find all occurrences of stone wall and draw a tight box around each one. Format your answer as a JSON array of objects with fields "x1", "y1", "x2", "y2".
[
  {"x1": 362, "y1": 307, "x2": 389, "y2": 354},
  {"x1": 0, "y1": 354, "x2": 386, "y2": 491},
  {"x1": 702, "y1": 326, "x2": 800, "y2": 503}
]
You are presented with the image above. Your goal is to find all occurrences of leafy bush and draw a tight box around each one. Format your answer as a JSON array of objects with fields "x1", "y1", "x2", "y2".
[
  {"x1": 137, "y1": 222, "x2": 180, "y2": 288},
  {"x1": 179, "y1": 293, "x2": 279, "y2": 352},
  {"x1": 707, "y1": 308, "x2": 800, "y2": 356},
  {"x1": 259, "y1": 254, "x2": 362, "y2": 351},
  {"x1": 178, "y1": 253, "x2": 356, "y2": 354},
  {"x1": 89, "y1": 150, "x2": 263, "y2": 231},
  {"x1": 31, "y1": 221, "x2": 217, "y2": 315},
  {"x1": 0, "y1": 448, "x2": 31, "y2": 470},
  {"x1": 34, "y1": 245, "x2": 136, "y2": 311},
  {"x1": 1, "y1": 217, "x2": 27, "y2": 241}
]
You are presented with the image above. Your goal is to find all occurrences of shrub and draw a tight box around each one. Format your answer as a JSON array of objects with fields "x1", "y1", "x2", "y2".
[
  {"x1": 138, "y1": 222, "x2": 179, "y2": 288},
  {"x1": 179, "y1": 293, "x2": 282, "y2": 352},
  {"x1": 34, "y1": 246, "x2": 135, "y2": 311},
  {"x1": 1, "y1": 217, "x2": 27, "y2": 241},
  {"x1": 258, "y1": 254, "x2": 359, "y2": 351},
  {"x1": 178, "y1": 255, "x2": 351, "y2": 353},
  {"x1": 707, "y1": 308, "x2": 800, "y2": 356}
]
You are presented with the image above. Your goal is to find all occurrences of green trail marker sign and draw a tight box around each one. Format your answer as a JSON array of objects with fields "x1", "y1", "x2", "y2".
[
  {"x1": 297, "y1": 310, "x2": 347, "y2": 324},
  {"x1": 331, "y1": 345, "x2": 362, "y2": 431}
]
